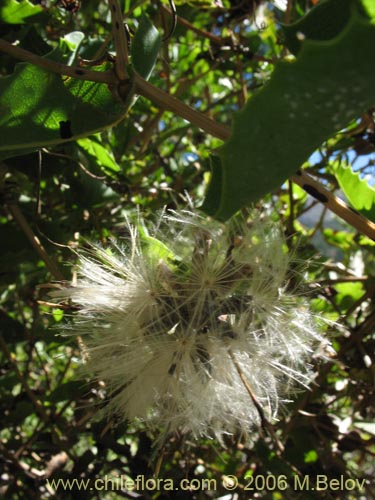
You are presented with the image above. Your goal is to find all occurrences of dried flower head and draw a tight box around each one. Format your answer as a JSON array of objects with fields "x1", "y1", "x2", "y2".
[{"x1": 58, "y1": 208, "x2": 324, "y2": 443}]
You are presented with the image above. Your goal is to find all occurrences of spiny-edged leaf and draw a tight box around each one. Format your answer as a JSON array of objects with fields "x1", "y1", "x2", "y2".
[
  {"x1": 202, "y1": 3, "x2": 375, "y2": 220},
  {"x1": 282, "y1": 0, "x2": 354, "y2": 55},
  {"x1": 335, "y1": 165, "x2": 375, "y2": 222},
  {"x1": 0, "y1": 0, "x2": 44, "y2": 24},
  {"x1": 131, "y1": 15, "x2": 161, "y2": 80},
  {"x1": 0, "y1": 63, "x2": 133, "y2": 159},
  {"x1": 201, "y1": 155, "x2": 223, "y2": 215}
]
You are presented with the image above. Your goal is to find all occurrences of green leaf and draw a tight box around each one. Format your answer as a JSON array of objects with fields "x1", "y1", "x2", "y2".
[
  {"x1": 131, "y1": 15, "x2": 161, "y2": 80},
  {"x1": 59, "y1": 31, "x2": 85, "y2": 65},
  {"x1": 361, "y1": 0, "x2": 375, "y2": 19},
  {"x1": 0, "y1": 62, "x2": 133, "y2": 158},
  {"x1": 334, "y1": 282, "x2": 364, "y2": 309},
  {"x1": 282, "y1": 0, "x2": 354, "y2": 55},
  {"x1": 335, "y1": 165, "x2": 375, "y2": 222},
  {"x1": 323, "y1": 228, "x2": 354, "y2": 251},
  {"x1": 200, "y1": 155, "x2": 223, "y2": 215},
  {"x1": 78, "y1": 137, "x2": 120, "y2": 173},
  {"x1": 203, "y1": 2, "x2": 375, "y2": 220},
  {"x1": 0, "y1": 0, "x2": 44, "y2": 24},
  {"x1": 137, "y1": 221, "x2": 176, "y2": 264},
  {"x1": 304, "y1": 450, "x2": 318, "y2": 463},
  {"x1": 52, "y1": 308, "x2": 64, "y2": 323},
  {"x1": 354, "y1": 421, "x2": 375, "y2": 434}
]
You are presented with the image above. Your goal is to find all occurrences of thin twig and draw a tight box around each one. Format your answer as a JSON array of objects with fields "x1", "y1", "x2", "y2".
[
  {"x1": 0, "y1": 334, "x2": 49, "y2": 424},
  {"x1": 161, "y1": 3, "x2": 222, "y2": 44},
  {"x1": 0, "y1": 441, "x2": 45, "y2": 479},
  {"x1": 6, "y1": 202, "x2": 65, "y2": 281},
  {"x1": 228, "y1": 348, "x2": 285, "y2": 453},
  {"x1": 309, "y1": 202, "x2": 327, "y2": 240},
  {"x1": 292, "y1": 170, "x2": 375, "y2": 241},
  {"x1": 317, "y1": 276, "x2": 368, "y2": 285},
  {"x1": 161, "y1": 0, "x2": 177, "y2": 42},
  {"x1": 284, "y1": 0, "x2": 294, "y2": 24},
  {"x1": 42, "y1": 148, "x2": 106, "y2": 180},
  {"x1": 287, "y1": 180, "x2": 295, "y2": 236},
  {"x1": 0, "y1": 38, "x2": 116, "y2": 84},
  {"x1": 133, "y1": 73, "x2": 228, "y2": 140}
]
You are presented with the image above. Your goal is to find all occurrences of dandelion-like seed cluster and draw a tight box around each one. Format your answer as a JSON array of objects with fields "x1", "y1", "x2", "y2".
[{"x1": 60, "y1": 209, "x2": 324, "y2": 442}]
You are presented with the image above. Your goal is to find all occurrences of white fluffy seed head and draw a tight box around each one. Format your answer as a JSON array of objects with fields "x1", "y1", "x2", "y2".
[{"x1": 56, "y1": 208, "x2": 326, "y2": 443}]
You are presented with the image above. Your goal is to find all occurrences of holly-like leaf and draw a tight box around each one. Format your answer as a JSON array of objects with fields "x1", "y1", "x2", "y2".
[
  {"x1": 282, "y1": 0, "x2": 354, "y2": 55},
  {"x1": 335, "y1": 165, "x2": 375, "y2": 222},
  {"x1": 203, "y1": 1, "x2": 375, "y2": 220}
]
